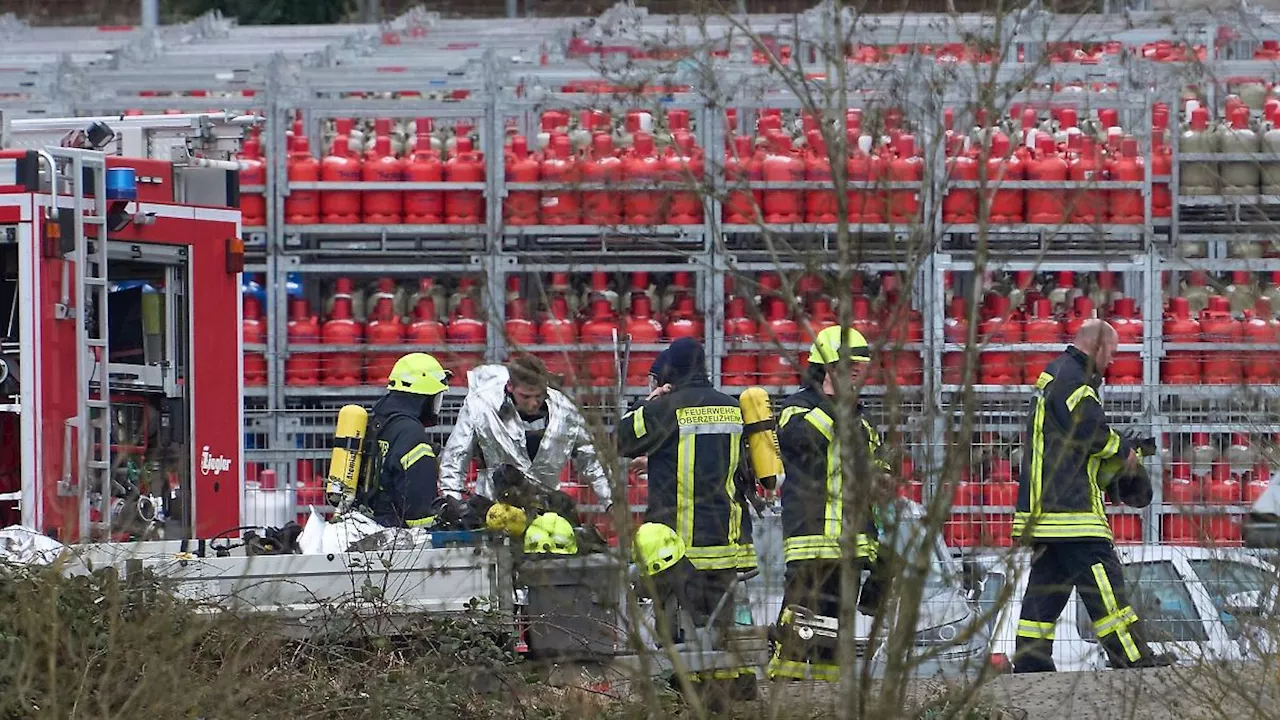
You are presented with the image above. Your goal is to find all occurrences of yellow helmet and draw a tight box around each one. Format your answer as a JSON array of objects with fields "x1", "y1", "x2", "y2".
[
  {"x1": 633, "y1": 522, "x2": 686, "y2": 576},
  {"x1": 386, "y1": 353, "x2": 451, "y2": 396},
  {"x1": 523, "y1": 512, "x2": 577, "y2": 555},
  {"x1": 808, "y1": 326, "x2": 871, "y2": 365},
  {"x1": 486, "y1": 502, "x2": 529, "y2": 537}
]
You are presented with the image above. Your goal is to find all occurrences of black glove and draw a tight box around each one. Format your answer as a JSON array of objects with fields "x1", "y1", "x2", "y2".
[{"x1": 1119, "y1": 428, "x2": 1157, "y2": 458}]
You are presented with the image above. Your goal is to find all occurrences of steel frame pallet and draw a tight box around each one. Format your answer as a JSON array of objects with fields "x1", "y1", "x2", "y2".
[{"x1": 15, "y1": 2, "x2": 1280, "y2": 545}]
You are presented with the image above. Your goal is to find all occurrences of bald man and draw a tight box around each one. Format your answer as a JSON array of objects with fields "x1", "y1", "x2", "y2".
[{"x1": 1011, "y1": 320, "x2": 1173, "y2": 672}]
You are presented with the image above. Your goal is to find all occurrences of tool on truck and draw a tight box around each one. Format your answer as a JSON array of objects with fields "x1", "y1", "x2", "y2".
[{"x1": 0, "y1": 110, "x2": 255, "y2": 542}]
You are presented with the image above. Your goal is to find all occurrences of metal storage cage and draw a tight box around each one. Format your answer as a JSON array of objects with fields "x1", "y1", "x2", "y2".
[{"x1": 17, "y1": 1, "x2": 1280, "y2": 549}]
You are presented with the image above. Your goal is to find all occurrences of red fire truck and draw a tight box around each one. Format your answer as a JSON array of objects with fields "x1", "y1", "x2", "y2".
[{"x1": 0, "y1": 111, "x2": 254, "y2": 542}]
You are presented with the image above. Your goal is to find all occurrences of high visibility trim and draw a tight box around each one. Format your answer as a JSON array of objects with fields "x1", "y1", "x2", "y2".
[
  {"x1": 726, "y1": 433, "x2": 743, "y2": 546},
  {"x1": 1065, "y1": 384, "x2": 1100, "y2": 412},
  {"x1": 1012, "y1": 512, "x2": 1113, "y2": 541},
  {"x1": 806, "y1": 408, "x2": 835, "y2": 441},
  {"x1": 686, "y1": 544, "x2": 744, "y2": 570},
  {"x1": 679, "y1": 422, "x2": 744, "y2": 436},
  {"x1": 1035, "y1": 372, "x2": 1054, "y2": 390},
  {"x1": 399, "y1": 442, "x2": 435, "y2": 470},
  {"x1": 779, "y1": 406, "x2": 807, "y2": 428},
  {"x1": 1030, "y1": 395, "x2": 1046, "y2": 513},
  {"x1": 405, "y1": 516, "x2": 435, "y2": 528},
  {"x1": 630, "y1": 408, "x2": 647, "y2": 439},
  {"x1": 823, "y1": 432, "x2": 842, "y2": 539},
  {"x1": 676, "y1": 405, "x2": 743, "y2": 426},
  {"x1": 677, "y1": 434, "x2": 696, "y2": 547},
  {"x1": 1091, "y1": 563, "x2": 1142, "y2": 662},
  {"x1": 783, "y1": 534, "x2": 876, "y2": 562},
  {"x1": 735, "y1": 544, "x2": 758, "y2": 568},
  {"x1": 766, "y1": 657, "x2": 839, "y2": 682},
  {"x1": 1016, "y1": 619, "x2": 1056, "y2": 640}
]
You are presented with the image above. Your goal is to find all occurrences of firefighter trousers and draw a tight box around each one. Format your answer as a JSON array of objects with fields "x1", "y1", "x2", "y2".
[
  {"x1": 767, "y1": 558, "x2": 888, "y2": 680},
  {"x1": 1014, "y1": 541, "x2": 1158, "y2": 673}
]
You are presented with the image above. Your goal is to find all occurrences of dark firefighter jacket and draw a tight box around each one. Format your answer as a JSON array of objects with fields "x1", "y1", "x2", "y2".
[
  {"x1": 618, "y1": 380, "x2": 756, "y2": 571},
  {"x1": 777, "y1": 386, "x2": 888, "y2": 564},
  {"x1": 1013, "y1": 346, "x2": 1133, "y2": 542},
  {"x1": 360, "y1": 391, "x2": 441, "y2": 528}
]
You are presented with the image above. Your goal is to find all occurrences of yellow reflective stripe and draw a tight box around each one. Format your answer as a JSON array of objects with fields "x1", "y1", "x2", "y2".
[
  {"x1": 767, "y1": 658, "x2": 839, "y2": 682},
  {"x1": 1091, "y1": 563, "x2": 1142, "y2": 662},
  {"x1": 399, "y1": 442, "x2": 435, "y2": 470},
  {"x1": 1012, "y1": 512, "x2": 1113, "y2": 540},
  {"x1": 1035, "y1": 371, "x2": 1054, "y2": 390},
  {"x1": 783, "y1": 534, "x2": 875, "y2": 562},
  {"x1": 629, "y1": 407, "x2": 647, "y2": 439},
  {"x1": 1016, "y1": 619, "x2": 1057, "y2": 640},
  {"x1": 405, "y1": 516, "x2": 435, "y2": 528},
  {"x1": 726, "y1": 432, "x2": 742, "y2": 546},
  {"x1": 735, "y1": 544, "x2": 758, "y2": 568},
  {"x1": 686, "y1": 544, "x2": 745, "y2": 570},
  {"x1": 806, "y1": 408, "x2": 835, "y2": 440},
  {"x1": 779, "y1": 406, "x2": 806, "y2": 428},
  {"x1": 1094, "y1": 606, "x2": 1138, "y2": 637},
  {"x1": 824, "y1": 432, "x2": 842, "y2": 538},
  {"x1": 1030, "y1": 396, "x2": 1046, "y2": 513},
  {"x1": 1065, "y1": 384, "x2": 1100, "y2": 412},
  {"x1": 1097, "y1": 429, "x2": 1121, "y2": 459},
  {"x1": 677, "y1": 434, "x2": 696, "y2": 546}
]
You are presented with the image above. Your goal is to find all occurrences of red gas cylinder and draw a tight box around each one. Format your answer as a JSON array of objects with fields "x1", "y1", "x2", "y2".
[
  {"x1": 983, "y1": 458, "x2": 1019, "y2": 506},
  {"x1": 1246, "y1": 462, "x2": 1271, "y2": 502},
  {"x1": 1069, "y1": 135, "x2": 1106, "y2": 224},
  {"x1": 285, "y1": 298, "x2": 320, "y2": 385},
  {"x1": 1108, "y1": 137, "x2": 1144, "y2": 224},
  {"x1": 943, "y1": 296, "x2": 970, "y2": 385},
  {"x1": 625, "y1": 294, "x2": 664, "y2": 386},
  {"x1": 666, "y1": 295, "x2": 704, "y2": 341},
  {"x1": 1111, "y1": 514, "x2": 1143, "y2": 544},
  {"x1": 887, "y1": 134, "x2": 923, "y2": 223},
  {"x1": 285, "y1": 136, "x2": 320, "y2": 225},
  {"x1": 804, "y1": 130, "x2": 837, "y2": 224},
  {"x1": 1244, "y1": 299, "x2": 1278, "y2": 384},
  {"x1": 583, "y1": 133, "x2": 623, "y2": 226},
  {"x1": 724, "y1": 135, "x2": 762, "y2": 224},
  {"x1": 986, "y1": 133, "x2": 1024, "y2": 224},
  {"x1": 1107, "y1": 297, "x2": 1143, "y2": 385},
  {"x1": 504, "y1": 135, "x2": 540, "y2": 226},
  {"x1": 944, "y1": 514, "x2": 978, "y2": 548},
  {"x1": 762, "y1": 132, "x2": 803, "y2": 224},
  {"x1": 723, "y1": 296, "x2": 759, "y2": 386},
  {"x1": 321, "y1": 296, "x2": 363, "y2": 386},
  {"x1": 1151, "y1": 133, "x2": 1173, "y2": 218},
  {"x1": 1206, "y1": 462, "x2": 1241, "y2": 504},
  {"x1": 943, "y1": 136, "x2": 977, "y2": 224},
  {"x1": 408, "y1": 295, "x2": 445, "y2": 345},
  {"x1": 242, "y1": 296, "x2": 266, "y2": 386},
  {"x1": 624, "y1": 132, "x2": 664, "y2": 225},
  {"x1": 1064, "y1": 296, "x2": 1095, "y2": 338},
  {"x1": 403, "y1": 121, "x2": 445, "y2": 225},
  {"x1": 1026, "y1": 134, "x2": 1067, "y2": 224},
  {"x1": 320, "y1": 135, "x2": 362, "y2": 224},
  {"x1": 447, "y1": 296, "x2": 486, "y2": 384},
  {"x1": 537, "y1": 296, "x2": 579, "y2": 385},
  {"x1": 1165, "y1": 459, "x2": 1197, "y2": 505},
  {"x1": 1163, "y1": 296, "x2": 1202, "y2": 384},
  {"x1": 581, "y1": 298, "x2": 620, "y2": 387},
  {"x1": 666, "y1": 131, "x2": 705, "y2": 225},
  {"x1": 1022, "y1": 298, "x2": 1063, "y2": 384},
  {"x1": 238, "y1": 134, "x2": 267, "y2": 227},
  {"x1": 979, "y1": 294, "x2": 1023, "y2": 385},
  {"x1": 445, "y1": 138, "x2": 486, "y2": 225},
  {"x1": 759, "y1": 296, "x2": 800, "y2": 387},
  {"x1": 1201, "y1": 295, "x2": 1243, "y2": 385},
  {"x1": 805, "y1": 297, "x2": 838, "y2": 338},
  {"x1": 504, "y1": 297, "x2": 537, "y2": 352},
  {"x1": 362, "y1": 136, "x2": 404, "y2": 224},
  {"x1": 540, "y1": 134, "x2": 580, "y2": 225},
  {"x1": 847, "y1": 133, "x2": 885, "y2": 224},
  {"x1": 365, "y1": 295, "x2": 405, "y2": 383}
]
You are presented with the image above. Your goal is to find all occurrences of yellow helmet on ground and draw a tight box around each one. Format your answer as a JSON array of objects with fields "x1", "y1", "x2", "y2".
[
  {"x1": 633, "y1": 522, "x2": 686, "y2": 576},
  {"x1": 808, "y1": 326, "x2": 871, "y2": 365},
  {"x1": 486, "y1": 502, "x2": 528, "y2": 537},
  {"x1": 386, "y1": 353, "x2": 451, "y2": 396},
  {"x1": 523, "y1": 512, "x2": 577, "y2": 555}
]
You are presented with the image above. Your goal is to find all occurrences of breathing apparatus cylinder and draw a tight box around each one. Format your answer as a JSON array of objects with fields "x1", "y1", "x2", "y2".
[
  {"x1": 739, "y1": 386, "x2": 783, "y2": 490},
  {"x1": 325, "y1": 404, "x2": 369, "y2": 506}
]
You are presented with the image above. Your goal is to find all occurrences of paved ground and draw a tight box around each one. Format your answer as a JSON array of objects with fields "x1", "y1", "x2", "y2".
[{"x1": 759, "y1": 664, "x2": 1280, "y2": 719}]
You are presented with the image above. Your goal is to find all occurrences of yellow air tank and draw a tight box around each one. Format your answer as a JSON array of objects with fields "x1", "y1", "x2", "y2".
[
  {"x1": 739, "y1": 386, "x2": 783, "y2": 490},
  {"x1": 326, "y1": 404, "x2": 369, "y2": 506}
]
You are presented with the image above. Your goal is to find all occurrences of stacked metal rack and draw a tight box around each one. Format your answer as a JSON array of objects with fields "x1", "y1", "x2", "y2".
[{"x1": 18, "y1": 2, "x2": 1280, "y2": 546}]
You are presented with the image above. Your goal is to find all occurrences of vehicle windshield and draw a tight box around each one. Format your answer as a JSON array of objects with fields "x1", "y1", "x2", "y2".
[
  {"x1": 1187, "y1": 558, "x2": 1278, "y2": 640},
  {"x1": 1077, "y1": 560, "x2": 1208, "y2": 643}
]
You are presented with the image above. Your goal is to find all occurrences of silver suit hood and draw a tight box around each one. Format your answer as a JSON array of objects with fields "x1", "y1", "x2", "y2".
[{"x1": 438, "y1": 365, "x2": 612, "y2": 506}]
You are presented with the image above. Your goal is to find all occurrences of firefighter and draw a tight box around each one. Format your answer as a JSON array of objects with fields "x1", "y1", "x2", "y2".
[
  {"x1": 618, "y1": 338, "x2": 757, "y2": 698},
  {"x1": 1012, "y1": 319, "x2": 1175, "y2": 672},
  {"x1": 359, "y1": 353, "x2": 451, "y2": 528},
  {"x1": 768, "y1": 325, "x2": 891, "y2": 681},
  {"x1": 618, "y1": 339, "x2": 756, "y2": 623},
  {"x1": 440, "y1": 353, "x2": 612, "y2": 511}
]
